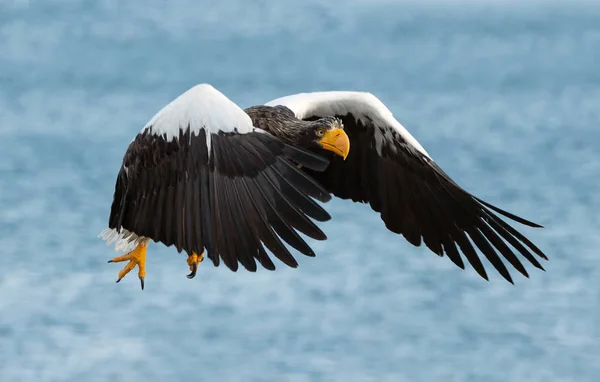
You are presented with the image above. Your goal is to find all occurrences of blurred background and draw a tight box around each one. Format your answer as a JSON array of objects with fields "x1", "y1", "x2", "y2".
[{"x1": 1, "y1": 0, "x2": 600, "y2": 381}]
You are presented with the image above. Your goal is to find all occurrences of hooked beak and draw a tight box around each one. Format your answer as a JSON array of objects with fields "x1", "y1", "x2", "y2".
[{"x1": 318, "y1": 128, "x2": 350, "y2": 160}]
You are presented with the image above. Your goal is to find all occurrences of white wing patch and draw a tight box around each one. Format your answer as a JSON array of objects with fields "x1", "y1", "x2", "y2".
[
  {"x1": 142, "y1": 83, "x2": 256, "y2": 150},
  {"x1": 100, "y1": 83, "x2": 258, "y2": 251},
  {"x1": 266, "y1": 91, "x2": 430, "y2": 158}
]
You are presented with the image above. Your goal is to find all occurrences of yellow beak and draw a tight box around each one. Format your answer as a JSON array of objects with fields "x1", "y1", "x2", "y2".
[{"x1": 318, "y1": 128, "x2": 350, "y2": 160}]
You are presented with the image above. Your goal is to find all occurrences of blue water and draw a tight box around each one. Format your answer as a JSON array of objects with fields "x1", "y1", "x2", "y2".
[{"x1": 2, "y1": 1, "x2": 600, "y2": 381}]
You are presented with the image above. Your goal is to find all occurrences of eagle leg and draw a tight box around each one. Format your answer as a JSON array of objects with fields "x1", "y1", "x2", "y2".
[
  {"x1": 186, "y1": 252, "x2": 205, "y2": 279},
  {"x1": 108, "y1": 240, "x2": 148, "y2": 290}
]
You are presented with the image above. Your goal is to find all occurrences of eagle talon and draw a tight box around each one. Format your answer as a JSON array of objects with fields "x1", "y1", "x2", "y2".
[
  {"x1": 186, "y1": 252, "x2": 204, "y2": 279},
  {"x1": 108, "y1": 241, "x2": 148, "y2": 290},
  {"x1": 187, "y1": 264, "x2": 198, "y2": 279}
]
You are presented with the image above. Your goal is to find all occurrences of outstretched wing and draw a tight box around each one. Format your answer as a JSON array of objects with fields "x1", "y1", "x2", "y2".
[
  {"x1": 266, "y1": 91, "x2": 548, "y2": 282},
  {"x1": 104, "y1": 84, "x2": 333, "y2": 272}
]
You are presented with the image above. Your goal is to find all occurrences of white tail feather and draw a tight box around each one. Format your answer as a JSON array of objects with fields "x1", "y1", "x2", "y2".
[{"x1": 98, "y1": 228, "x2": 146, "y2": 253}]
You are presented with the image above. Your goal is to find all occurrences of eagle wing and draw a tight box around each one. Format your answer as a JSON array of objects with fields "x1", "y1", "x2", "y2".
[
  {"x1": 266, "y1": 91, "x2": 547, "y2": 282},
  {"x1": 103, "y1": 84, "x2": 332, "y2": 272}
]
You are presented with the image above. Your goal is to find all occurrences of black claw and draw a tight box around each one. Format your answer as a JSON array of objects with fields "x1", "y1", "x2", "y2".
[
  {"x1": 107, "y1": 260, "x2": 114, "y2": 263},
  {"x1": 116, "y1": 277, "x2": 122, "y2": 283},
  {"x1": 187, "y1": 263, "x2": 198, "y2": 279},
  {"x1": 139, "y1": 277, "x2": 145, "y2": 290}
]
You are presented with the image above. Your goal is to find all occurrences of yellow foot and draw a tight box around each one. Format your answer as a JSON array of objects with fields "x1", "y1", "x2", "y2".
[
  {"x1": 108, "y1": 241, "x2": 148, "y2": 290},
  {"x1": 186, "y1": 252, "x2": 204, "y2": 279}
]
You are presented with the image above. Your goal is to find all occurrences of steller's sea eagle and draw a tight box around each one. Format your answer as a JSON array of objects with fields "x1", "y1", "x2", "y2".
[{"x1": 99, "y1": 83, "x2": 547, "y2": 289}]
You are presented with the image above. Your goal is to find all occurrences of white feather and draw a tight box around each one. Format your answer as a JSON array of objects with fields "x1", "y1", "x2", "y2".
[
  {"x1": 98, "y1": 228, "x2": 147, "y2": 253},
  {"x1": 266, "y1": 91, "x2": 430, "y2": 158},
  {"x1": 142, "y1": 83, "x2": 255, "y2": 151}
]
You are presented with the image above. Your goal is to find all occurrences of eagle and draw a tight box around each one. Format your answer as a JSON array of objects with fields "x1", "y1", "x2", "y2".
[{"x1": 99, "y1": 83, "x2": 547, "y2": 289}]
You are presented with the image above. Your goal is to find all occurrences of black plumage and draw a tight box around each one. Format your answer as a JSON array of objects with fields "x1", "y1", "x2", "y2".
[
  {"x1": 300, "y1": 112, "x2": 547, "y2": 283},
  {"x1": 108, "y1": 126, "x2": 332, "y2": 272}
]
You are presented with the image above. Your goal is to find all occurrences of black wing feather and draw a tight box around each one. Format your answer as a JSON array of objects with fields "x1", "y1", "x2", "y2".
[
  {"x1": 303, "y1": 113, "x2": 547, "y2": 282},
  {"x1": 107, "y1": 127, "x2": 331, "y2": 272}
]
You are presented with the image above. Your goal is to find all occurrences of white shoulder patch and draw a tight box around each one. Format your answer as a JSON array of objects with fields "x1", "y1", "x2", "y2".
[
  {"x1": 142, "y1": 83, "x2": 255, "y2": 143},
  {"x1": 266, "y1": 91, "x2": 429, "y2": 158}
]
